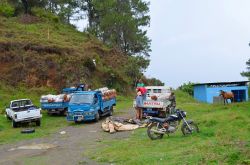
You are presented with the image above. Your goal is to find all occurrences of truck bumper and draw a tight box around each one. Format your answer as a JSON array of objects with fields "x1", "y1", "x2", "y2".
[
  {"x1": 14, "y1": 115, "x2": 42, "y2": 123},
  {"x1": 67, "y1": 114, "x2": 95, "y2": 122},
  {"x1": 143, "y1": 109, "x2": 159, "y2": 116}
]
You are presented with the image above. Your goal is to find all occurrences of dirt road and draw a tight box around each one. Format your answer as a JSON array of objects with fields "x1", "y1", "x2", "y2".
[{"x1": 0, "y1": 108, "x2": 135, "y2": 165}]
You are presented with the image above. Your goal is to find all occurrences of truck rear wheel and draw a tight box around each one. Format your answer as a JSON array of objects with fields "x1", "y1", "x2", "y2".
[
  {"x1": 60, "y1": 108, "x2": 67, "y2": 116},
  {"x1": 12, "y1": 120, "x2": 18, "y2": 128},
  {"x1": 63, "y1": 108, "x2": 68, "y2": 116},
  {"x1": 94, "y1": 112, "x2": 100, "y2": 122},
  {"x1": 109, "y1": 106, "x2": 114, "y2": 116}
]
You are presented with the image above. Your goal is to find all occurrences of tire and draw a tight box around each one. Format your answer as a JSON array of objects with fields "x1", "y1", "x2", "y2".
[
  {"x1": 109, "y1": 106, "x2": 114, "y2": 116},
  {"x1": 181, "y1": 122, "x2": 199, "y2": 136},
  {"x1": 36, "y1": 119, "x2": 41, "y2": 126},
  {"x1": 60, "y1": 108, "x2": 68, "y2": 116},
  {"x1": 147, "y1": 123, "x2": 164, "y2": 140},
  {"x1": 21, "y1": 128, "x2": 35, "y2": 134},
  {"x1": 94, "y1": 112, "x2": 100, "y2": 122},
  {"x1": 12, "y1": 120, "x2": 18, "y2": 128}
]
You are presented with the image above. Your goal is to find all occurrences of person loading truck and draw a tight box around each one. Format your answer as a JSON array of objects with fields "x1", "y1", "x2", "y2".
[{"x1": 135, "y1": 91, "x2": 143, "y2": 120}]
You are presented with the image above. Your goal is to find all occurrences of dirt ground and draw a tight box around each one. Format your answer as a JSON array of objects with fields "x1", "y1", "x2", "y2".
[{"x1": 0, "y1": 108, "x2": 135, "y2": 165}]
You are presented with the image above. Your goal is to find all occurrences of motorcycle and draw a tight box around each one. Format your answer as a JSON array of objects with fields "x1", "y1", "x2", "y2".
[{"x1": 146, "y1": 109, "x2": 199, "y2": 140}]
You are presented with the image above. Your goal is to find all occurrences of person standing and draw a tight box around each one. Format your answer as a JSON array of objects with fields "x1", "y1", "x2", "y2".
[
  {"x1": 136, "y1": 79, "x2": 145, "y2": 87},
  {"x1": 135, "y1": 91, "x2": 143, "y2": 120},
  {"x1": 168, "y1": 92, "x2": 176, "y2": 114},
  {"x1": 137, "y1": 86, "x2": 147, "y2": 100}
]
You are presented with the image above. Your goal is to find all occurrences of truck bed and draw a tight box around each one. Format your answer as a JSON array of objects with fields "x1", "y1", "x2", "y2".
[
  {"x1": 41, "y1": 102, "x2": 69, "y2": 110},
  {"x1": 102, "y1": 98, "x2": 116, "y2": 110}
]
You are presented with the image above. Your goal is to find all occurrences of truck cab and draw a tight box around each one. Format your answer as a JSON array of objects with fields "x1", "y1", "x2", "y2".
[{"x1": 67, "y1": 91, "x2": 116, "y2": 123}]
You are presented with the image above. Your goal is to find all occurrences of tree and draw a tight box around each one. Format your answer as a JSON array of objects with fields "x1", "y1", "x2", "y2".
[
  {"x1": 145, "y1": 78, "x2": 164, "y2": 86},
  {"x1": 178, "y1": 82, "x2": 195, "y2": 96},
  {"x1": 85, "y1": 0, "x2": 151, "y2": 57},
  {"x1": 8, "y1": 0, "x2": 47, "y2": 15},
  {"x1": 241, "y1": 59, "x2": 250, "y2": 80},
  {"x1": 125, "y1": 56, "x2": 150, "y2": 87}
]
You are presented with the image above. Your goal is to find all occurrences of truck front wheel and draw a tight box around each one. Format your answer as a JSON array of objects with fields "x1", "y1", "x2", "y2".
[
  {"x1": 94, "y1": 112, "x2": 100, "y2": 122},
  {"x1": 12, "y1": 120, "x2": 18, "y2": 128},
  {"x1": 6, "y1": 112, "x2": 11, "y2": 120},
  {"x1": 36, "y1": 119, "x2": 41, "y2": 126}
]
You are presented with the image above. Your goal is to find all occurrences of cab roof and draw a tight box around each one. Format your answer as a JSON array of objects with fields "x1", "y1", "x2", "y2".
[
  {"x1": 74, "y1": 91, "x2": 100, "y2": 95},
  {"x1": 11, "y1": 99, "x2": 31, "y2": 102}
]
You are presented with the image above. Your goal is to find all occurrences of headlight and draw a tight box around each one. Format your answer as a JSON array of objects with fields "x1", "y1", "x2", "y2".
[{"x1": 85, "y1": 109, "x2": 95, "y2": 115}]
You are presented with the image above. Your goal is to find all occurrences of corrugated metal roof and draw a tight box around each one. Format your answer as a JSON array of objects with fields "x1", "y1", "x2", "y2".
[{"x1": 193, "y1": 81, "x2": 249, "y2": 86}]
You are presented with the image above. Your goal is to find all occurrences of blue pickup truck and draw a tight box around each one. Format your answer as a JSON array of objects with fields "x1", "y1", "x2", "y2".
[
  {"x1": 66, "y1": 91, "x2": 116, "y2": 123},
  {"x1": 40, "y1": 85, "x2": 85, "y2": 115}
]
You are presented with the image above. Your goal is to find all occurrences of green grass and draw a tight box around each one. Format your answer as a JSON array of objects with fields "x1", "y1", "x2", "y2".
[
  {"x1": 116, "y1": 95, "x2": 133, "y2": 110},
  {"x1": 0, "y1": 16, "x2": 87, "y2": 49},
  {"x1": 0, "y1": 84, "x2": 132, "y2": 144},
  {"x1": 0, "y1": 83, "x2": 66, "y2": 144},
  {"x1": 87, "y1": 91, "x2": 250, "y2": 165}
]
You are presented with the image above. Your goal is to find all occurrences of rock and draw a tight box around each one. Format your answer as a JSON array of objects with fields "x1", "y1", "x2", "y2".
[{"x1": 60, "y1": 131, "x2": 66, "y2": 135}]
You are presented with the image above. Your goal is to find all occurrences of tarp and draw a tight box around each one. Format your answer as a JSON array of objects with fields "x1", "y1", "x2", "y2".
[{"x1": 102, "y1": 117, "x2": 141, "y2": 133}]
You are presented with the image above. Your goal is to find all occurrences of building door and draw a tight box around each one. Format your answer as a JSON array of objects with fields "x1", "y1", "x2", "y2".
[{"x1": 232, "y1": 90, "x2": 246, "y2": 102}]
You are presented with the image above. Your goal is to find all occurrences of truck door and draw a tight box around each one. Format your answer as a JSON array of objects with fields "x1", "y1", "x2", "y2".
[
  {"x1": 96, "y1": 93, "x2": 103, "y2": 111},
  {"x1": 93, "y1": 94, "x2": 100, "y2": 112}
]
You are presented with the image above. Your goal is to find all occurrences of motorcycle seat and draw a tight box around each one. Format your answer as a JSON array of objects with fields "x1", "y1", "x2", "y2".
[
  {"x1": 166, "y1": 114, "x2": 179, "y2": 122},
  {"x1": 149, "y1": 117, "x2": 166, "y2": 123}
]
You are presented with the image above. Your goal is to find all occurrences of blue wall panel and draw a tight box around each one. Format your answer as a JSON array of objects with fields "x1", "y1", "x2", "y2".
[
  {"x1": 194, "y1": 85, "x2": 207, "y2": 102},
  {"x1": 194, "y1": 84, "x2": 248, "y2": 104}
]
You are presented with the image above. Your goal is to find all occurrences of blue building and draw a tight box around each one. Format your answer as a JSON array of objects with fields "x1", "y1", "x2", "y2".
[{"x1": 193, "y1": 81, "x2": 249, "y2": 103}]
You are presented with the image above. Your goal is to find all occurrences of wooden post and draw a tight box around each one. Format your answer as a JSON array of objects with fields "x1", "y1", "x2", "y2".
[{"x1": 47, "y1": 26, "x2": 50, "y2": 40}]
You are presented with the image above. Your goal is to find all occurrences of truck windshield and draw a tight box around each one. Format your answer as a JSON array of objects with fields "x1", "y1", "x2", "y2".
[
  {"x1": 11, "y1": 100, "x2": 32, "y2": 107},
  {"x1": 70, "y1": 94, "x2": 94, "y2": 104}
]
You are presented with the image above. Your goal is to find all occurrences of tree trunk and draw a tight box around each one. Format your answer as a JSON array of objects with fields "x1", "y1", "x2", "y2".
[{"x1": 21, "y1": 0, "x2": 29, "y2": 14}]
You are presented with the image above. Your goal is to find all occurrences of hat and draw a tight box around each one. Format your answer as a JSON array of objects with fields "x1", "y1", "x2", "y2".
[{"x1": 137, "y1": 91, "x2": 142, "y2": 96}]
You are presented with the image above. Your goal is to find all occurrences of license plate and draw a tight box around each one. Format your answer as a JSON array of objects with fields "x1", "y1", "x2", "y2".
[{"x1": 74, "y1": 115, "x2": 84, "y2": 121}]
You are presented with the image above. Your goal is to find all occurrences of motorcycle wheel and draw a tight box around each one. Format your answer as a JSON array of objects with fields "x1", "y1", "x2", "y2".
[
  {"x1": 181, "y1": 122, "x2": 199, "y2": 135},
  {"x1": 147, "y1": 123, "x2": 164, "y2": 140}
]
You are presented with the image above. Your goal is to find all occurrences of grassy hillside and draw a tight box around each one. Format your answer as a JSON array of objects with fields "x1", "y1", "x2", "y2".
[
  {"x1": 87, "y1": 91, "x2": 250, "y2": 165},
  {"x1": 0, "y1": 15, "x2": 134, "y2": 92}
]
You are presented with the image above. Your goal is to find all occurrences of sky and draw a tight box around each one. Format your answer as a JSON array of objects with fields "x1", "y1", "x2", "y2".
[
  {"x1": 74, "y1": 1, "x2": 250, "y2": 88},
  {"x1": 146, "y1": 0, "x2": 249, "y2": 88}
]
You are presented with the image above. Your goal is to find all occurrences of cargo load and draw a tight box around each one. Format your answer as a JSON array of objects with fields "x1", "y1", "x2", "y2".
[
  {"x1": 95, "y1": 87, "x2": 117, "y2": 101},
  {"x1": 40, "y1": 94, "x2": 72, "y2": 103}
]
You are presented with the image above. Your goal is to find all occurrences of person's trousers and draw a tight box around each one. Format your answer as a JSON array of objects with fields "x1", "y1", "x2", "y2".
[{"x1": 135, "y1": 107, "x2": 143, "y2": 120}]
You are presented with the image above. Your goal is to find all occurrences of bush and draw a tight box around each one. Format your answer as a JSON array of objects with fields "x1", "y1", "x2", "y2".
[
  {"x1": 32, "y1": 7, "x2": 59, "y2": 23},
  {"x1": 0, "y1": 3, "x2": 14, "y2": 17},
  {"x1": 178, "y1": 82, "x2": 195, "y2": 96}
]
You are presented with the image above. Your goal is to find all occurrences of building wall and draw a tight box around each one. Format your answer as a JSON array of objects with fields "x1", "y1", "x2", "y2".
[
  {"x1": 194, "y1": 85, "x2": 249, "y2": 103},
  {"x1": 206, "y1": 86, "x2": 248, "y2": 103},
  {"x1": 193, "y1": 85, "x2": 207, "y2": 102}
]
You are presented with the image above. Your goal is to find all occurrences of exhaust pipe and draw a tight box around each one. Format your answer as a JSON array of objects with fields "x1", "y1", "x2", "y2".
[{"x1": 150, "y1": 129, "x2": 165, "y2": 134}]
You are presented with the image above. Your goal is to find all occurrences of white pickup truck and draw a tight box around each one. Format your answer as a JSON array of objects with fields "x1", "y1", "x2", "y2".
[{"x1": 5, "y1": 99, "x2": 42, "y2": 128}]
